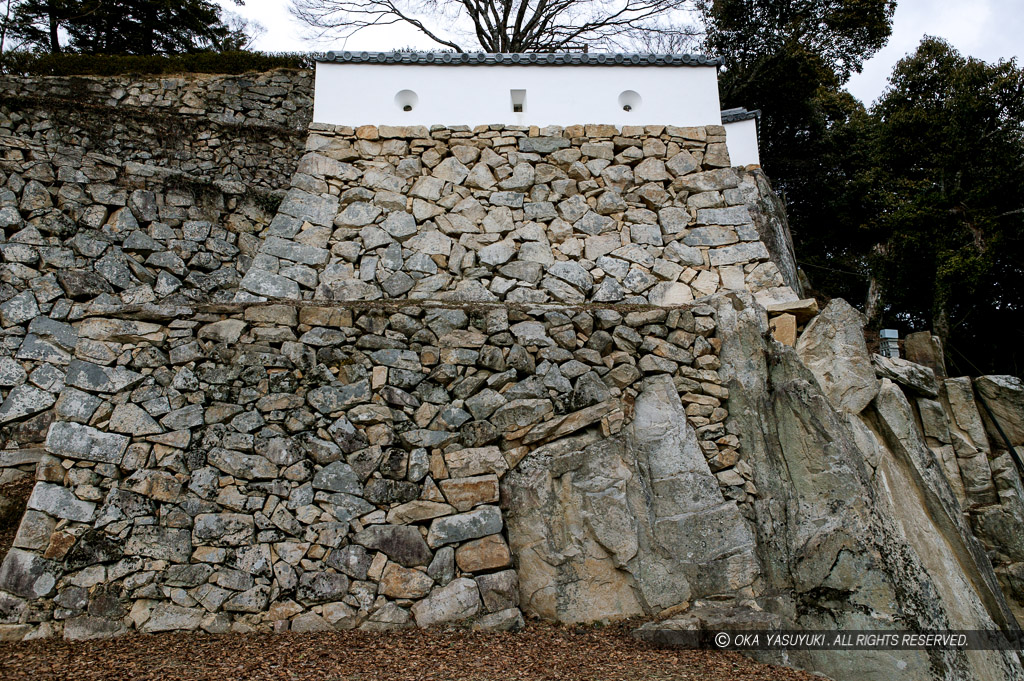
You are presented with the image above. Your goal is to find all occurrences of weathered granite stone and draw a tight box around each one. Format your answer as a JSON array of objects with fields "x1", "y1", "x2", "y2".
[
  {"x1": 974, "y1": 375, "x2": 1024, "y2": 446},
  {"x1": 66, "y1": 360, "x2": 143, "y2": 394},
  {"x1": 27, "y1": 482, "x2": 96, "y2": 522},
  {"x1": 471, "y1": 607, "x2": 524, "y2": 631},
  {"x1": 45, "y1": 422, "x2": 129, "y2": 464},
  {"x1": 475, "y1": 570, "x2": 519, "y2": 613},
  {"x1": 125, "y1": 526, "x2": 191, "y2": 562},
  {"x1": 426, "y1": 506, "x2": 503, "y2": 548},
  {"x1": 141, "y1": 604, "x2": 204, "y2": 633},
  {"x1": 297, "y1": 571, "x2": 349, "y2": 604},
  {"x1": 410, "y1": 577, "x2": 481, "y2": 628},
  {"x1": 240, "y1": 268, "x2": 301, "y2": 299},
  {"x1": 353, "y1": 524, "x2": 433, "y2": 567},
  {"x1": 0, "y1": 291, "x2": 38, "y2": 326},
  {"x1": 192, "y1": 514, "x2": 255, "y2": 547},
  {"x1": 872, "y1": 354, "x2": 939, "y2": 397},
  {"x1": 380, "y1": 563, "x2": 433, "y2": 598},
  {"x1": 0, "y1": 549, "x2": 57, "y2": 599},
  {"x1": 63, "y1": 615, "x2": 128, "y2": 641},
  {"x1": 454, "y1": 534, "x2": 512, "y2": 572},
  {"x1": 0, "y1": 385, "x2": 56, "y2": 424},
  {"x1": 108, "y1": 403, "x2": 162, "y2": 436},
  {"x1": 312, "y1": 461, "x2": 362, "y2": 494},
  {"x1": 796, "y1": 298, "x2": 880, "y2": 414}
]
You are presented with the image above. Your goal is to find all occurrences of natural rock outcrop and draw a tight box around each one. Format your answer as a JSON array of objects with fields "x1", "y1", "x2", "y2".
[
  {"x1": 975, "y1": 376, "x2": 1024, "y2": 446},
  {"x1": 795, "y1": 298, "x2": 879, "y2": 413},
  {"x1": 0, "y1": 295, "x2": 741, "y2": 640},
  {"x1": 709, "y1": 292, "x2": 1022, "y2": 681},
  {"x1": 503, "y1": 374, "x2": 756, "y2": 622}
]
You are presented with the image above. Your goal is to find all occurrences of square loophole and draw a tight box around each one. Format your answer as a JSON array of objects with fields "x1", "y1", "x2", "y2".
[{"x1": 510, "y1": 89, "x2": 526, "y2": 113}]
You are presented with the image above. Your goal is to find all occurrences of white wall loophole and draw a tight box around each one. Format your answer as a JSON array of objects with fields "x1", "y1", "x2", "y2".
[
  {"x1": 618, "y1": 90, "x2": 642, "y2": 112},
  {"x1": 510, "y1": 89, "x2": 527, "y2": 113},
  {"x1": 394, "y1": 89, "x2": 419, "y2": 112}
]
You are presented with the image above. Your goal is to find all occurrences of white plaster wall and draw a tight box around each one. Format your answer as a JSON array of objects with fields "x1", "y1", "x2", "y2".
[
  {"x1": 725, "y1": 118, "x2": 760, "y2": 166},
  {"x1": 314, "y1": 62, "x2": 723, "y2": 128}
]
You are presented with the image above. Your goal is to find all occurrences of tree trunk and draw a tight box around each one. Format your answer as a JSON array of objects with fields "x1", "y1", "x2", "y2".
[
  {"x1": 0, "y1": 0, "x2": 9, "y2": 54},
  {"x1": 932, "y1": 279, "x2": 951, "y2": 350},
  {"x1": 864, "y1": 242, "x2": 888, "y2": 328},
  {"x1": 47, "y1": 0, "x2": 60, "y2": 53}
]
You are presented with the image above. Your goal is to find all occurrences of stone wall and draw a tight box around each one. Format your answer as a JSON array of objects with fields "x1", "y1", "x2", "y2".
[
  {"x1": 238, "y1": 123, "x2": 800, "y2": 308},
  {"x1": 0, "y1": 71, "x2": 312, "y2": 299},
  {"x1": 2, "y1": 68, "x2": 1023, "y2": 681},
  {"x1": 0, "y1": 70, "x2": 311, "y2": 192},
  {"x1": 0, "y1": 296, "x2": 744, "y2": 639},
  {"x1": 0, "y1": 81, "x2": 792, "y2": 638},
  {"x1": 0, "y1": 71, "x2": 316, "y2": 327},
  {"x1": 0, "y1": 70, "x2": 313, "y2": 132}
]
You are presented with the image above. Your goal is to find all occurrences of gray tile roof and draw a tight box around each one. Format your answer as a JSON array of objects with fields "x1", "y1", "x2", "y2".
[
  {"x1": 721, "y1": 107, "x2": 761, "y2": 123},
  {"x1": 320, "y1": 51, "x2": 724, "y2": 67}
]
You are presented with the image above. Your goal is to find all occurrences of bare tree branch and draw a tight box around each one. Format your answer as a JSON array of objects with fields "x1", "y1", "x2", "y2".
[{"x1": 289, "y1": 0, "x2": 702, "y2": 53}]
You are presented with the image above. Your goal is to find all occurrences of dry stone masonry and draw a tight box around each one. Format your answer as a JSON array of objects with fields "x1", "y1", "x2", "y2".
[
  {"x1": 1, "y1": 68, "x2": 1023, "y2": 681},
  {"x1": 0, "y1": 70, "x2": 312, "y2": 308},
  {"x1": 238, "y1": 123, "x2": 799, "y2": 309},
  {"x1": 0, "y1": 79, "x2": 769, "y2": 641},
  {"x1": 0, "y1": 297, "x2": 738, "y2": 638}
]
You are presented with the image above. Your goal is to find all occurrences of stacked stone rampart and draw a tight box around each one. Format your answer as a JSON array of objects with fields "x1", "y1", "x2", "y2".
[
  {"x1": 0, "y1": 70, "x2": 812, "y2": 641},
  {"x1": 239, "y1": 123, "x2": 800, "y2": 309},
  {"x1": 0, "y1": 85, "x2": 785, "y2": 635},
  {"x1": 0, "y1": 296, "x2": 744, "y2": 638},
  {"x1": 0, "y1": 71, "x2": 312, "y2": 303},
  {"x1": 4, "y1": 71, "x2": 1024, "y2": 681},
  {"x1": 0, "y1": 69, "x2": 313, "y2": 132}
]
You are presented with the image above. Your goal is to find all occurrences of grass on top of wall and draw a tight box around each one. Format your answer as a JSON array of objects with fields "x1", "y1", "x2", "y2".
[{"x1": 0, "y1": 51, "x2": 324, "y2": 77}]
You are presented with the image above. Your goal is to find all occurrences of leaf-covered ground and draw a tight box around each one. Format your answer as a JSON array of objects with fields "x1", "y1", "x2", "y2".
[
  {"x1": 0, "y1": 475, "x2": 34, "y2": 566},
  {"x1": 1, "y1": 622, "x2": 819, "y2": 680}
]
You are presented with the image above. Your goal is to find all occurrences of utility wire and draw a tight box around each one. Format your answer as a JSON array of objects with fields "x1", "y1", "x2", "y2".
[{"x1": 796, "y1": 260, "x2": 871, "y2": 279}]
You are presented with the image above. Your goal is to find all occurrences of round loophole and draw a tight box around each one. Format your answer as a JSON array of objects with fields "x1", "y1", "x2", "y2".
[
  {"x1": 618, "y1": 90, "x2": 642, "y2": 112},
  {"x1": 394, "y1": 89, "x2": 418, "y2": 112}
]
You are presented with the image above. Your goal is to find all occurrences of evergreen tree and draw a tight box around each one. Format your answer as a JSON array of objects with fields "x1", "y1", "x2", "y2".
[
  {"x1": 8, "y1": 0, "x2": 74, "y2": 52},
  {"x1": 699, "y1": 0, "x2": 896, "y2": 215},
  {"x1": 865, "y1": 38, "x2": 1024, "y2": 373},
  {"x1": 11, "y1": 0, "x2": 246, "y2": 54}
]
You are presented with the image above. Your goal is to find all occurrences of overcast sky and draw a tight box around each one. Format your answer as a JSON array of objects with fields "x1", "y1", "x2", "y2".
[{"x1": 222, "y1": 0, "x2": 1023, "y2": 106}]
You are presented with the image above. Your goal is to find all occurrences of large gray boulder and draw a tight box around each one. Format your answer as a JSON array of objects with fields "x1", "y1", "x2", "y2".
[
  {"x1": 502, "y1": 374, "x2": 756, "y2": 623},
  {"x1": 795, "y1": 298, "x2": 880, "y2": 414},
  {"x1": 975, "y1": 375, "x2": 1024, "y2": 446},
  {"x1": 45, "y1": 422, "x2": 129, "y2": 464},
  {"x1": 872, "y1": 353, "x2": 939, "y2": 397},
  {"x1": 410, "y1": 578, "x2": 481, "y2": 628},
  {"x1": 0, "y1": 549, "x2": 57, "y2": 599}
]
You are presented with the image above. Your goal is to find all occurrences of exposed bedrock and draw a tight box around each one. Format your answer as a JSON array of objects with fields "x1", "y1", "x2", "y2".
[
  {"x1": 502, "y1": 373, "x2": 757, "y2": 622},
  {"x1": 710, "y1": 293, "x2": 1023, "y2": 681}
]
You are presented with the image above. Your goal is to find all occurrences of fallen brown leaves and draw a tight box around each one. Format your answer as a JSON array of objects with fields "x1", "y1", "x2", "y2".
[
  {"x1": 0, "y1": 621, "x2": 819, "y2": 681},
  {"x1": 0, "y1": 474, "x2": 34, "y2": 565}
]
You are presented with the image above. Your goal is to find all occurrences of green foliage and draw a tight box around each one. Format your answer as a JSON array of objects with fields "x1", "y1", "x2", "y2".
[
  {"x1": 7, "y1": 0, "x2": 262, "y2": 55},
  {"x1": 793, "y1": 38, "x2": 1024, "y2": 374},
  {"x1": 863, "y1": 38, "x2": 1024, "y2": 374},
  {"x1": 0, "y1": 50, "x2": 318, "y2": 75},
  {"x1": 701, "y1": 0, "x2": 896, "y2": 82},
  {"x1": 700, "y1": 0, "x2": 897, "y2": 260},
  {"x1": 62, "y1": 0, "x2": 227, "y2": 54},
  {"x1": 701, "y1": 0, "x2": 1023, "y2": 373}
]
